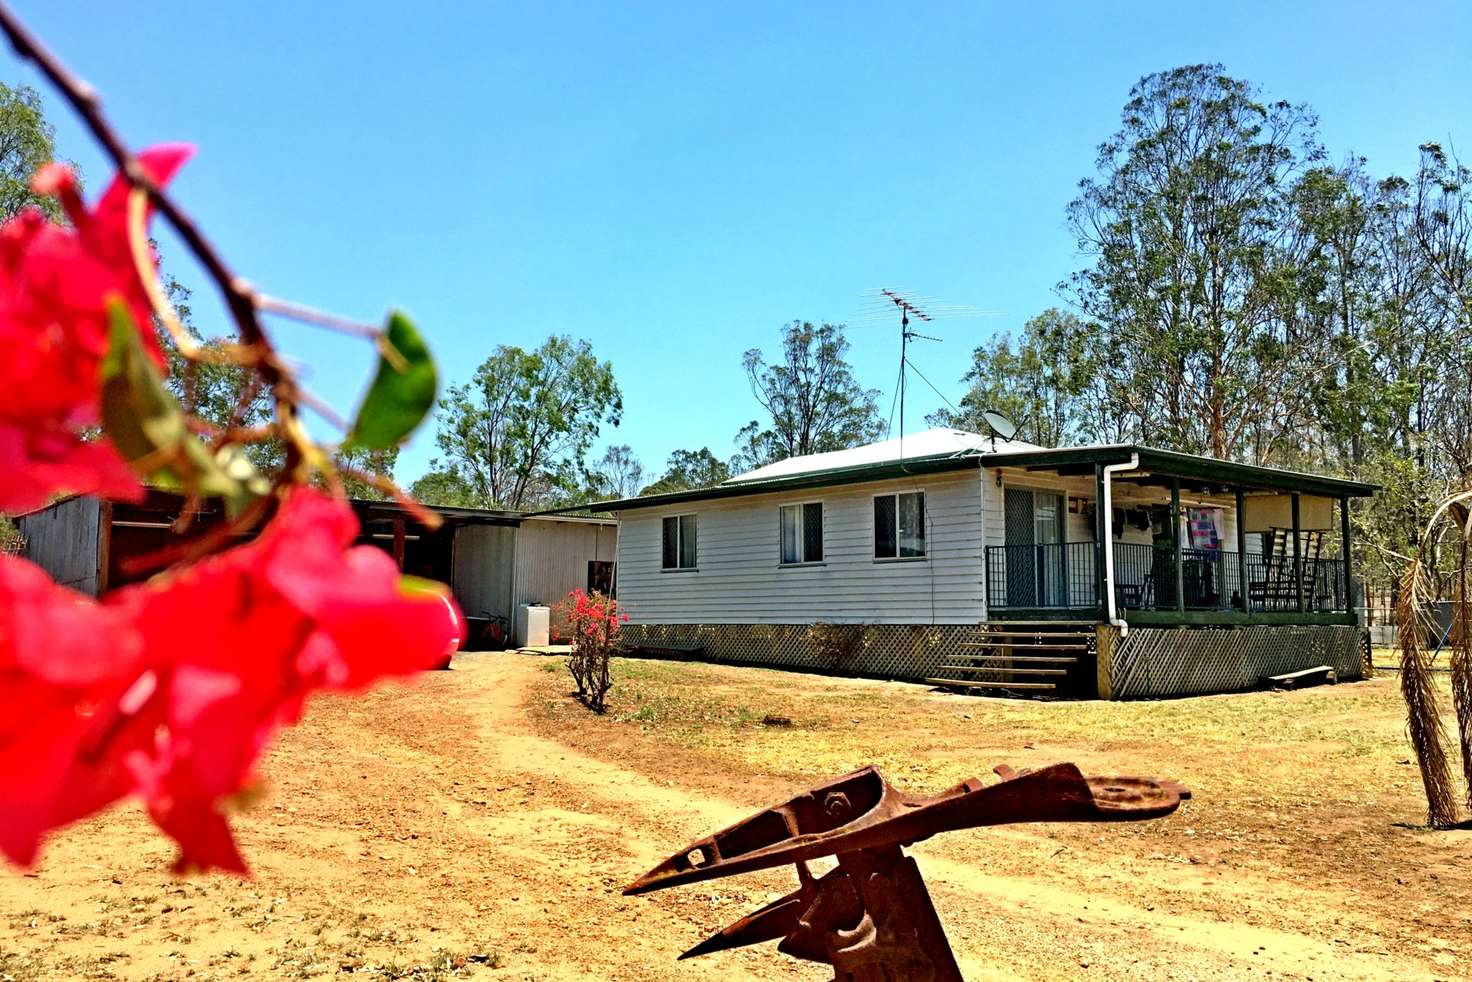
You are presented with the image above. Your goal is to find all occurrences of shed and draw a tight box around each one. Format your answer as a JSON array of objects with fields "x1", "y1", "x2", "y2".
[{"x1": 14, "y1": 490, "x2": 616, "y2": 647}]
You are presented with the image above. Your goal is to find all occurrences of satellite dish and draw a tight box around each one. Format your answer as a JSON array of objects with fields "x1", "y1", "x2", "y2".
[{"x1": 981, "y1": 410, "x2": 1018, "y2": 445}]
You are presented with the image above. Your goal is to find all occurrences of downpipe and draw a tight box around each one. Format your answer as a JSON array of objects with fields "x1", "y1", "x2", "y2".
[{"x1": 1102, "y1": 453, "x2": 1141, "y2": 637}]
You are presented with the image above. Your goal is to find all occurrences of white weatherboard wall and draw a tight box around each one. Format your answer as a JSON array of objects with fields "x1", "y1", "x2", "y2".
[{"x1": 616, "y1": 471, "x2": 985, "y2": 626}]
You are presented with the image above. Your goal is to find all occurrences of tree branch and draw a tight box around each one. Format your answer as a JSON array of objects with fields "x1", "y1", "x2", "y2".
[{"x1": 0, "y1": 2, "x2": 304, "y2": 469}]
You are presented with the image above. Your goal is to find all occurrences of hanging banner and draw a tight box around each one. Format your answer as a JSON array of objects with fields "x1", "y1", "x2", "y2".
[{"x1": 1187, "y1": 506, "x2": 1222, "y2": 550}]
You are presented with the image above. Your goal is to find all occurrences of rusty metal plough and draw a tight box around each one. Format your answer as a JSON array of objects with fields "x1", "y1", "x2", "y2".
[{"x1": 626, "y1": 762, "x2": 1189, "y2": 980}]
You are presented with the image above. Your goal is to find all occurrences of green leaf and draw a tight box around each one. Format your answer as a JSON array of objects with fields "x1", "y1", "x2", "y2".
[
  {"x1": 100, "y1": 301, "x2": 267, "y2": 515},
  {"x1": 346, "y1": 311, "x2": 437, "y2": 450}
]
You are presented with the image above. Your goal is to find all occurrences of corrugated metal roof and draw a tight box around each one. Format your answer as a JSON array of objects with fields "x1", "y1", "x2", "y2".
[
  {"x1": 724, "y1": 428, "x2": 1041, "y2": 483},
  {"x1": 529, "y1": 432, "x2": 1378, "y2": 515}
]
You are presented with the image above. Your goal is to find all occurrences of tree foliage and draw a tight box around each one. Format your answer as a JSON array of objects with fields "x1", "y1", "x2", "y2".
[
  {"x1": 408, "y1": 467, "x2": 481, "y2": 508},
  {"x1": 159, "y1": 275, "x2": 281, "y2": 469},
  {"x1": 1064, "y1": 64, "x2": 1329, "y2": 461},
  {"x1": 641, "y1": 447, "x2": 731, "y2": 495},
  {"x1": 586, "y1": 444, "x2": 644, "y2": 499},
  {"x1": 931, "y1": 63, "x2": 1472, "y2": 592},
  {"x1": 334, "y1": 445, "x2": 399, "y2": 500},
  {"x1": 0, "y1": 82, "x2": 62, "y2": 221},
  {"x1": 431, "y1": 335, "x2": 621, "y2": 510},
  {"x1": 929, "y1": 309, "x2": 1101, "y2": 447},
  {"x1": 734, "y1": 321, "x2": 882, "y2": 472}
]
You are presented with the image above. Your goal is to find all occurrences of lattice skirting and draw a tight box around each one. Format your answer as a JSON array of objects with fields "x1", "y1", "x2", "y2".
[
  {"x1": 617, "y1": 623, "x2": 977, "y2": 682},
  {"x1": 1110, "y1": 625, "x2": 1366, "y2": 699}
]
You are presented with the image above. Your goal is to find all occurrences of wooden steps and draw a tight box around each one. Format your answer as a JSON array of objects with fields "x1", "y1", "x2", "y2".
[
  {"x1": 925, "y1": 678, "x2": 1058, "y2": 691},
  {"x1": 937, "y1": 665, "x2": 1066, "y2": 676},
  {"x1": 960, "y1": 641, "x2": 1090, "y2": 650},
  {"x1": 928, "y1": 621, "x2": 1099, "y2": 698},
  {"x1": 945, "y1": 654, "x2": 1078, "y2": 664}
]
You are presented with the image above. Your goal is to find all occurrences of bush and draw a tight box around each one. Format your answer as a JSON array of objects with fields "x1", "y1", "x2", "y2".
[{"x1": 557, "y1": 589, "x2": 625, "y2": 713}]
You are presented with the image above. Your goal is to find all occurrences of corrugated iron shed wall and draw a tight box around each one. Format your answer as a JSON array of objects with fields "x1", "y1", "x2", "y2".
[
  {"x1": 512, "y1": 518, "x2": 617, "y2": 642},
  {"x1": 451, "y1": 524, "x2": 515, "y2": 622},
  {"x1": 16, "y1": 496, "x2": 103, "y2": 593}
]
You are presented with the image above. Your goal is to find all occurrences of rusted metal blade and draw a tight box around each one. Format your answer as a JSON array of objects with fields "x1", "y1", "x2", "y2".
[
  {"x1": 625, "y1": 762, "x2": 1186, "y2": 895},
  {"x1": 682, "y1": 864, "x2": 863, "y2": 965},
  {"x1": 678, "y1": 885, "x2": 808, "y2": 960}
]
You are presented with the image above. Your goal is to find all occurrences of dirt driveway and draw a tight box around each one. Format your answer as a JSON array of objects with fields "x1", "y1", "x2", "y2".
[{"x1": 1, "y1": 653, "x2": 1469, "y2": 980}]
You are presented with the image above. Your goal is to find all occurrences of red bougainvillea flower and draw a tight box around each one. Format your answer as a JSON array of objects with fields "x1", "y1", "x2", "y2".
[
  {"x1": 561, "y1": 587, "x2": 625, "y2": 640},
  {"x1": 0, "y1": 145, "x2": 192, "y2": 512},
  {"x1": 0, "y1": 554, "x2": 146, "y2": 868},
  {"x1": 0, "y1": 488, "x2": 463, "y2": 874}
]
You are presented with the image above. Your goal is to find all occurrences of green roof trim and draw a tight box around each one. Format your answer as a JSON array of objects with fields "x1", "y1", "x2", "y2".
[
  {"x1": 527, "y1": 450, "x2": 983, "y2": 515},
  {"x1": 527, "y1": 444, "x2": 1377, "y2": 516}
]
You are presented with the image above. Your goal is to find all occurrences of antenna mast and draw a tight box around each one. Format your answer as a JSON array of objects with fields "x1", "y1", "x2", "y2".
[{"x1": 879, "y1": 289, "x2": 938, "y2": 447}]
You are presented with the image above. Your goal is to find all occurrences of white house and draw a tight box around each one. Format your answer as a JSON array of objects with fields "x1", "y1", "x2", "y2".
[{"x1": 537, "y1": 428, "x2": 1376, "y2": 699}]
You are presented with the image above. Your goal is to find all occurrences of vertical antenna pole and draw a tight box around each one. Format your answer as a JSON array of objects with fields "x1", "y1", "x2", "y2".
[
  {"x1": 899, "y1": 308, "x2": 908, "y2": 449},
  {"x1": 877, "y1": 290, "x2": 934, "y2": 455}
]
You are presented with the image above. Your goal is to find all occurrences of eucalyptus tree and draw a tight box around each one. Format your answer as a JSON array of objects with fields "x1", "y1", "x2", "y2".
[
  {"x1": 433, "y1": 335, "x2": 621, "y2": 510},
  {"x1": 0, "y1": 82, "x2": 61, "y2": 221},
  {"x1": 641, "y1": 447, "x2": 731, "y2": 495},
  {"x1": 930, "y1": 309, "x2": 1104, "y2": 447},
  {"x1": 735, "y1": 321, "x2": 882, "y2": 469},
  {"x1": 1064, "y1": 64, "x2": 1328, "y2": 462}
]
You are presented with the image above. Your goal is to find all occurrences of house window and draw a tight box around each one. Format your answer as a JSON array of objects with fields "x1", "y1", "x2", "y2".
[
  {"x1": 780, "y1": 502, "x2": 823, "y2": 565},
  {"x1": 874, "y1": 491, "x2": 926, "y2": 559},
  {"x1": 661, "y1": 514, "x2": 697, "y2": 570}
]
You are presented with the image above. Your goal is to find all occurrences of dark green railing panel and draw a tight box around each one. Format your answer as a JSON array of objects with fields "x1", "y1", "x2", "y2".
[{"x1": 985, "y1": 542, "x2": 1349, "y2": 614}]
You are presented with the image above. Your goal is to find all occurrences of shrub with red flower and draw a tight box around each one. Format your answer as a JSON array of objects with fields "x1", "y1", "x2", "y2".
[
  {"x1": 558, "y1": 588, "x2": 626, "y2": 713},
  {"x1": 0, "y1": 7, "x2": 460, "y2": 874}
]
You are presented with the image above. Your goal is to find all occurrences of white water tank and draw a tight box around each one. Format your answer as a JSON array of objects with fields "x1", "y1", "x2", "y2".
[{"x1": 517, "y1": 604, "x2": 550, "y2": 648}]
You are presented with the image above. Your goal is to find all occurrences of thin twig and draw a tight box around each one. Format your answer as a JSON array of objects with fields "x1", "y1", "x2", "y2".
[
  {"x1": 210, "y1": 376, "x2": 269, "y2": 453},
  {"x1": 0, "y1": 3, "x2": 306, "y2": 472},
  {"x1": 256, "y1": 294, "x2": 383, "y2": 340},
  {"x1": 298, "y1": 388, "x2": 351, "y2": 433},
  {"x1": 126, "y1": 188, "x2": 198, "y2": 357},
  {"x1": 259, "y1": 294, "x2": 408, "y2": 372}
]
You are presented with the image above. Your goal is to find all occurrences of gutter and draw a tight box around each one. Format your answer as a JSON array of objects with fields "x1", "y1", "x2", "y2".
[{"x1": 1101, "y1": 453, "x2": 1141, "y2": 636}]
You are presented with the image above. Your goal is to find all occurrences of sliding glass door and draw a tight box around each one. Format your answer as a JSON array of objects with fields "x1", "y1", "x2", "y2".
[{"x1": 1003, "y1": 488, "x2": 1066, "y2": 607}]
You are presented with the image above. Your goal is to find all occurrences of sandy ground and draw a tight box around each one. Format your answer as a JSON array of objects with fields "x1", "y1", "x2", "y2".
[{"x1": 1, "y1": 652, "x2": 1469, "y2": 981}]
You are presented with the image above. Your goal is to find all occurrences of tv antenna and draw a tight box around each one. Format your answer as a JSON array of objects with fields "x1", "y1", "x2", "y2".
[
  {"x1": 876, "y1": 290, "x2": 940, "y2": 456},
  {"x1": 856, "y1": 289, "x2": 1002, "y2": 460}
]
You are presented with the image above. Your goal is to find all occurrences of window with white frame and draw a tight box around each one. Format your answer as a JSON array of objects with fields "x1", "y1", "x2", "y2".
[
  {"x1": 779, "y1": 502, "x2": 823, "y2": 565},
  {"x1": 661, "y1": 514, "x2": 697, "y2": 570},
  {"x1": 874, "y1": 491, "x2": 926, "y2": 559}
]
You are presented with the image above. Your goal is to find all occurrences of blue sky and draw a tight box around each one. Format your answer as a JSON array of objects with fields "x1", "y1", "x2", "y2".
[{"x1": 12, "y1": 1, "x2": 1470, "y2": 484}]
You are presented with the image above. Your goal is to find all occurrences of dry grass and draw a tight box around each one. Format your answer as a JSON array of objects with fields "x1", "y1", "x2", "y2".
[
  {"x1": 3, "y1": 653, "x2": 1469, "y2": 980},
  {"x1": 530, "y1": 655, "x2": 1472, "y2": 977}
]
